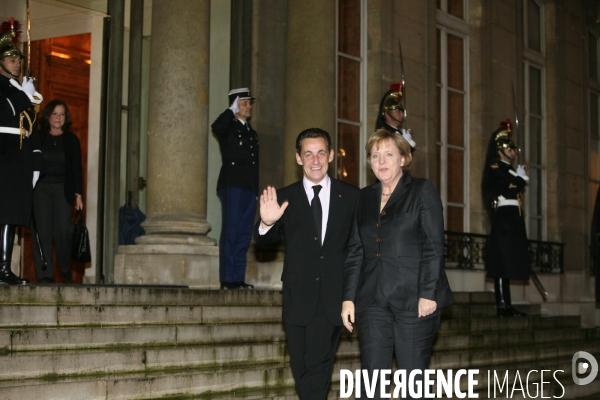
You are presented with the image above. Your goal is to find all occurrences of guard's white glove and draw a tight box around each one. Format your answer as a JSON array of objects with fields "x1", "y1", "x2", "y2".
[
  {"x1": 9, "y1": 78, "x2": 43, "y2": 105},
  {"x1": 400, "y1": 128, "x2": 416, "y2": 148},
  {"x1": 229, "y1": 96, "x2": 240, "y2": 114},
  {"x1": 33, "y1": 171, "x2": 40, "y2": 188},
  {"x1": 516, "y1": 165, "x2": 529, "y2": 181},
  {"x1": 22, "y1": 77, "x2": 36, "y2": 97}
]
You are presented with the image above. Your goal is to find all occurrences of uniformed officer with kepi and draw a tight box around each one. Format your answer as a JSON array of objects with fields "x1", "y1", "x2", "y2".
[{"x1": 212, "y1": 88, "x2": 258, "y2": 290}]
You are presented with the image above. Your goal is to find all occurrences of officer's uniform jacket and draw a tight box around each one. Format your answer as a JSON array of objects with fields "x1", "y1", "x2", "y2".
[
  {"x1": 212, "y1": 109, "x2": 259, "y2": 194},
  {"x1": 0, "y1": 75, "x2": 43, "y2": 227}
]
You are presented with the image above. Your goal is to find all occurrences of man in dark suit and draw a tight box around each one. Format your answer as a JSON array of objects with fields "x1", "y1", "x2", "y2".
[
  {"x1": 253, "y1": 128, "x2": 359, "y2": 399},
  {"x1": 212, "y1": 88, "x2": 259, "y2": 290}
]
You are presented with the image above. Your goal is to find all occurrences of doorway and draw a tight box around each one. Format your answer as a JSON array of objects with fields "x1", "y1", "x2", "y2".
[{"x1": 22, "y1": 32, "x2": 90, "y2": 283}]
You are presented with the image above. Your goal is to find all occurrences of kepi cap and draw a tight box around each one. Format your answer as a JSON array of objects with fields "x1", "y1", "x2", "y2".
[{"x1": 228, "y1": 87, "x2": 255, "y2": 104}]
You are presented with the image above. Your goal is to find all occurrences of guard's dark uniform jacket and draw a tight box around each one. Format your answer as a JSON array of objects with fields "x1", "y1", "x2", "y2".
[
  {"x1": 212, "y1": 109, "x2": 259, "y2": 194},
  {"x1": 485, "y1": 160, "x2": 530, "y2": 281},
  {"x1": 0, "y1": 75, "x2": 43, "y2": 227}
]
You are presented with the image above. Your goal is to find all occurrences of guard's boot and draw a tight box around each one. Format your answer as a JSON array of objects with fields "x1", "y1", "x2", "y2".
[
  {"x1": 0, "y1": 225, "x2": 29, "y2": 285},
  {"x1": 502, "y1": 278, "x2": 527, "y2": 317},
  {"x1": 495, "y1": 278, "x2": 512, "y2": 317}
]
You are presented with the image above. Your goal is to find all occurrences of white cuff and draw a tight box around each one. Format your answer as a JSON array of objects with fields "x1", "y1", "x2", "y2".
[{"x1": 258, "y1": 222, "x2": 275, "y2": 235}]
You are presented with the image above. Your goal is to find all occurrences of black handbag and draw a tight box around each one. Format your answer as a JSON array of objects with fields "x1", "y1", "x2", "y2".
[{"x1": 71, "y1": 209, "x2": 91, "y2": 263}]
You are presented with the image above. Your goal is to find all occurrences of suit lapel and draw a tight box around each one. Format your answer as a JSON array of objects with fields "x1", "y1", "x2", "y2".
[
  {"x1": 383, "y1": 173, "x2": 412, "y2": 210},
  {"x1": 290, "y1": 181, "x2": 319, "y2": 238}
]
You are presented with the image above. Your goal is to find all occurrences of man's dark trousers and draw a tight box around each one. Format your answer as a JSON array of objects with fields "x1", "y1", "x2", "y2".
[
  {"x1": 285, "y1": 292, "x2": 342, "y2": 399},
  {"x1": 218, "y1": 187, "x2": 256, "y2": 283}
]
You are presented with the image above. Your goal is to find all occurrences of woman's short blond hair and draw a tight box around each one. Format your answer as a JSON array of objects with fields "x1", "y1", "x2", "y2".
[{"x1": 366, "y1": 129, "x2": 413, "y2": 172}]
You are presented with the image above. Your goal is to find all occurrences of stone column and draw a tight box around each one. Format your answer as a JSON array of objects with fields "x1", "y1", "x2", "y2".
[
  {"x1": 138, "y1": 0, "x2": 211, "y2": 245},
  {"x1": 283, "y1": 0, "x2": 336, "y2": 185},
  {"x1": 115, "y1": 0, "x2": 218, "y2": 288}
]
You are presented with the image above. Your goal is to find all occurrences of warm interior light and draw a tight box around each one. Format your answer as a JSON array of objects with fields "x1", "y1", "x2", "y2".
[{"x1": 51, "y1": 51, "x2": 72, "y2": 59}]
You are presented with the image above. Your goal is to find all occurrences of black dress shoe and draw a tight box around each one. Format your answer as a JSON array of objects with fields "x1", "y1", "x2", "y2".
[
  {"x1": 237, "y1": 282, "x2": 254, "y2": 289},
  {"x1": 220, "y1": 282, "x2": 240, "y2": 290},
  {"x1": 496, "y1": 306, "x2": 513, "y2": 317},
  {"x1": 508, "y1": 306, "x2": 527, "y2": 317},
  {"x1": 0, "y1": 269, "x2": 29, "y2": 285}
]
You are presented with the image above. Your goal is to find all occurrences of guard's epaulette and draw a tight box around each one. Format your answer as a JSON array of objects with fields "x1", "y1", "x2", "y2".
[
  {"x1": 490, "y1": 163, "x2": 499, "y2": 169},
  {"x1": 509, "y1": 183, "x2": 517, "y2": 189}
]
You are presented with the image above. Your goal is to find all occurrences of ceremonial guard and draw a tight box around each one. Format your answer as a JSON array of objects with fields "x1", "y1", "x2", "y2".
[
  {"x1": 212, "y1": 88, "x2": 258, "y2": 290},
  {"x1": 375, "y1": 83, "x2": 416, "y2": 149},
  {"x1": 0, "y1": 19, "x2": 43, "y2": 285},
  {"x1": 481, "y1": 120, "x2": 529, "y2": 317}
]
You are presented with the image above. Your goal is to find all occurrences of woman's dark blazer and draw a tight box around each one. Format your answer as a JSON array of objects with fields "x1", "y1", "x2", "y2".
[
  {"x1": 343, "y1": 172, "x2": 454, "y2": 313},
  {"x1": 39, "y1": 130, "x2": 84, "y2": 206}
]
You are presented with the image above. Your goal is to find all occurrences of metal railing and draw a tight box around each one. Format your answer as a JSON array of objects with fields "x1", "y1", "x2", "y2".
[{"x1": 444, "y1": 231, "x2": 564, "y2": 274}]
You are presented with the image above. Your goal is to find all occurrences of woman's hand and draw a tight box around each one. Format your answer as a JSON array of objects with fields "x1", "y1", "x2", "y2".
[
  {"x1": 341, "y1": 301, "x2": 355, "y2": 332},
  {"x1": 75, "y1": 194, "x2": 83, "y2": 210},
  {"x1": 418, "y1": 298, "x2": 437, "y2": 318}
]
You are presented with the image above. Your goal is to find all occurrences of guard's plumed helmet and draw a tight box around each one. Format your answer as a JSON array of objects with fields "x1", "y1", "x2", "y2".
[
  {"x1": 382, "y1": 83, "x2": 404, "y2": 114},
  {"x1": 0, "y1": 18, "x2": 24, "y2": 59},
  {"x1": 494, "y1": 119, "x2": 518, "y2": 151}
]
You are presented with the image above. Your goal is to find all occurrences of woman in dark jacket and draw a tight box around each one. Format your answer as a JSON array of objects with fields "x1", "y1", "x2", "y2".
[
  {"x1": 33, "y1": 99, "x2": 83, "y2": 283},
  {"x1": 342, "y1": 129, "x2": 454, "y2": 399}
]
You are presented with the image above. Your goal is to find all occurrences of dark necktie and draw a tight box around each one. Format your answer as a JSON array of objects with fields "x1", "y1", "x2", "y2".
[{"x1": 311, "y1": 185, "x2": 323, "y2": 243}]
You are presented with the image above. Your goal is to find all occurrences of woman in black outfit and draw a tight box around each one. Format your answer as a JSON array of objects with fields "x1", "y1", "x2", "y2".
[{"x1": 33, "y1": 99, "x2": 83, "y2": 283}]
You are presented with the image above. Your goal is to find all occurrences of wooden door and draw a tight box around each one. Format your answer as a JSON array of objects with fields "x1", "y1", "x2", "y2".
[{"x1": 22, "y1": 33, "x2": 91, "y2": 283}]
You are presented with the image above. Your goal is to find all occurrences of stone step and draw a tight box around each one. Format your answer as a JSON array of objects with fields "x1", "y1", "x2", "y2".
[
  {"x1": 0, "y1": 286, "x2": 513, "y2": 308},
  {"x1": 0, "y1": 304, "x2": 282, "y2": 327},
  {"x1": 432, "y1": 340, "x2": 600, "y2": 370},
  {"x1": 0, "y1": 337, "x2": 357, "y2": 382},
  {"x1": 1, "y1": 313, "x2": 582, "y2": 353},
  {"x1": 442, "y1": 302, "x2": 543, "y2": 318},
  {"x1": 1, "y1": 323, "x2": 287, "y2": 352},
  {"x1": 328, "y1": 356, "x2": 600, "y2": 400},
  {"x1": 0, "y1": 339, "x2": 595, "y2": 399},
  {"x1": 433, "y1": 325, "x2": 586, "y2": 351},
  {"x1": 439, "y1": 314, "x2": 582, "y2": 334},
  {"x1": 0, "y1": 286, "x2": 595, "y2": 400},
  {"x1": 0, "y1": 302, "x2": 544, "y2": 329},
  {"x1": 6, "y1": 354, "x2": 591, "y2": 400},
  {"x1": 1, "y1": 328, "x2": 595, "y2": 383},
  {"x1": 0, "y1": 285, "x2": 283, "y2": 306},
  {"x1": 0, "y1": 342, "x2": 288, "y2": 380},
  {"x1": 0, "y1": 359, "x2": 363, "y2": 400}
]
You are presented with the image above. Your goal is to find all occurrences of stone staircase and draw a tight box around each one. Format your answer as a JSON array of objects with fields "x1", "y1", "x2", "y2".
[{"x1": 0, "y1": 286, "x2": 598, "y2": 399}]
